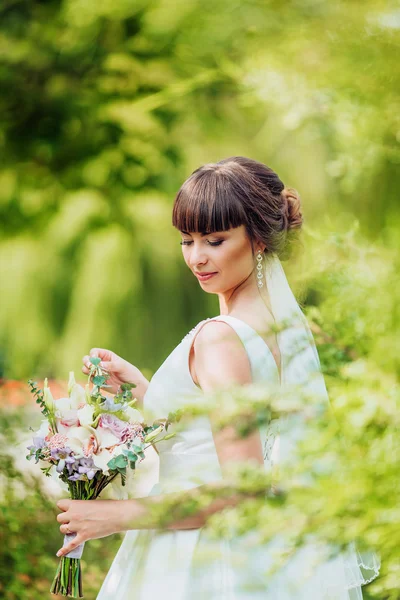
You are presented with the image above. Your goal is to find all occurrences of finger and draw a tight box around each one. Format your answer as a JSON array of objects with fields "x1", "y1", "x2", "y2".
[
  {"x1": 56, "y1": 499, "x2": 71, "y2": 512},
  {"x1": 60, "y1": 523, "x2": 73, "y2": 535},
  {"x1": 56, "y1": 533, "x2": 85, "y2": 558},
  {"x1": 90, "y1": 348, "x2": 114, "y2": 363},
  {"x1": 82, "y1": 355, "x2": 91, "y2": 373},
  {"x1": 98, "y1": 361, "x2": 113, "y2": 372},
  {"x1": 90, "y1": 348, "x2": 108, "y2": 360},
  {"x1": 57, "y1": 511, "x2": 70, "y2": 524}
]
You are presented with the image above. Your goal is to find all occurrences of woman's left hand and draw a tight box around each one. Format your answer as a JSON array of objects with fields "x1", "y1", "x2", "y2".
[{"x1": 56, "y1": 499, "x2": 128, "y2": 557}]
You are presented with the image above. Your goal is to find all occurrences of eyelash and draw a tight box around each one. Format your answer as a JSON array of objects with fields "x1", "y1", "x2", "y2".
[{"x1": 180, "y1": 240, "x2": 223, "y2": 247}]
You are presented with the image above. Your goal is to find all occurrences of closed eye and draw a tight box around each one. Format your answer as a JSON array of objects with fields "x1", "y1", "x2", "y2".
[{"x1": 180, "y1": 240, "x2": 223, "y2": 247}]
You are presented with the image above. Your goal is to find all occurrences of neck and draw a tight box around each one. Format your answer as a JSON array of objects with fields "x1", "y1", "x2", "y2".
[{"x1": 218, "y1": 273, "x2": 272, "y2": 320}]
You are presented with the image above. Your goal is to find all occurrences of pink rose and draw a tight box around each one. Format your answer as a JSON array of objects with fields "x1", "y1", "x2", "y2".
[{"x1": 99, "y1": 414, "x2": 144, "y2": 444}]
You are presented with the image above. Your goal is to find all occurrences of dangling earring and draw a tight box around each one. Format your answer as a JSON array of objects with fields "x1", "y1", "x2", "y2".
[{"x1": 256, "y1": 249, "x2": 264, "y2": 288}]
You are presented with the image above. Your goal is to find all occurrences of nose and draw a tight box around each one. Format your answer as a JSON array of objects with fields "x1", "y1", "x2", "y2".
[{"x1": 188, "y1": 242, "x2": 209, "y2": 269}]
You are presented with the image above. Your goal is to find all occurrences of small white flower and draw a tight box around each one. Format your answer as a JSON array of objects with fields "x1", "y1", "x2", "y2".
[
  {"x1": 37, "y1": 419, "x2": 51, "y2": 439},
  {"x1": 77, "y1": 404, "x2": 95, "y2": 426},
  {"x1": 67, "y1": 371, "x2": 87, "y2": 409},
  {"x1": 125, "y1": 406, "x2": 144, "y2": 424},
  {"x1": 43, "y1": 378, "x2": 55, "y2": 412},
  {"x1": 68, "y1": 371, "x2": 76, "y2": 395},
  {"x1": 55, "y1": 397, "x2": 73, "y2": 412}
]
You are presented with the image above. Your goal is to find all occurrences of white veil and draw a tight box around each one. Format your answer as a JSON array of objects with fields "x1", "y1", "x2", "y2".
[{"x1": 263, "y1": 252, "x2": 381, "y2": 592}]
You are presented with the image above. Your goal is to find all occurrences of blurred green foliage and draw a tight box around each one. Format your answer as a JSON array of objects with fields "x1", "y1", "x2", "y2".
[
  {"x1": 0, "y1": 0, "x2": 399, "y2": 379},
  {"x1": 0, "y1": 0, "x2": 399, "y2": 598}
]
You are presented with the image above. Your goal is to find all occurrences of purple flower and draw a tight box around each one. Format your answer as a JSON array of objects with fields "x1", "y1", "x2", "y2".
[
  {"x1": 68, "y1": 456, "x2": 98, "y2": 481},
  {"x1": 34, "y1": 435, "x2": 46, "y2": 449},
  {"x1": 51, "y1": 447, "x2": 76, "y2": 473},
  {"x1": 78, "y1": 457, "x2": 98, "y2": 480},
  {"x1": 68, "y1": 472, "x2": 86, "y2": 481},
  {"x1": 27, "y1": 436, "x2": 46, "y2": 453}
]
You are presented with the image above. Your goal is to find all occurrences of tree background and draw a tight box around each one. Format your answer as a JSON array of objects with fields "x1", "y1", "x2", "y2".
[{"x1": 0, "y1": 0, "x2": 398, "y2": 598}]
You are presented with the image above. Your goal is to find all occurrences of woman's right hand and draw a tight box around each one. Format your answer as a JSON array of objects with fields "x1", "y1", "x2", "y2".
[{"x1": 82, "y1": 348, "x2": 149, "y2": 400}]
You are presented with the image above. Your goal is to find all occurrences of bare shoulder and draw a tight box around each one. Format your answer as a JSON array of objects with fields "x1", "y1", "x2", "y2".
[
  {"x1": 194, "y1": 319, "x2": 241, "y2": 349},
  {"x1": 192, "y1": 320, "x2": 252, "y2": 391}
]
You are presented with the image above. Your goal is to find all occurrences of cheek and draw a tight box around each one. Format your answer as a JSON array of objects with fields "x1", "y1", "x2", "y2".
[
  {"x1": 181, "y1": 248, "x2": 190, "y2": 266},
  {"x1": 216, "y1": 246, "x2": 252, "y2": 285},
  {"x1": 226, "y1": 243, "x2": 252, "y2": 272}
]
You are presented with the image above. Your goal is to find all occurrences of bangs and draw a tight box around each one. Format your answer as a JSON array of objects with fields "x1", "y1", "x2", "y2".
[{"x1": 172, "y1": 167, "x2": 248, "y2": 233}]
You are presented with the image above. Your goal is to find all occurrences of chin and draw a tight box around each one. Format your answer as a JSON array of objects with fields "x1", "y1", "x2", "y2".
[{"x1": 199, "y1": 281, "x2": 219, "y2": 293}]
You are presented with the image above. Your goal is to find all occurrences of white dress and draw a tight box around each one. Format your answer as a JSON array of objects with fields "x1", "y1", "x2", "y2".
[{"x1": 97, "y1": 315, "x2": 380, "y2": 599}]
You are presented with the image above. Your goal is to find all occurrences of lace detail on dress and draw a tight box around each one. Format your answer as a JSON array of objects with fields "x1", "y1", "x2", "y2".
[{"x1": 181, "y1": 318, "x2": 212, "y2": 343}]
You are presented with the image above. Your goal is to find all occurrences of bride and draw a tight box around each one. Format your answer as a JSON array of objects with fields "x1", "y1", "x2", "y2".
[{"x1": 55, "y1": 157, "x2": 379, "y2": 598}]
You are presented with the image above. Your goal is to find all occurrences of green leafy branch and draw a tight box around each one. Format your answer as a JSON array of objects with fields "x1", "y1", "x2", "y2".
[{"x1": 27, "y1": 379, "x2": 46, "y2": 414}]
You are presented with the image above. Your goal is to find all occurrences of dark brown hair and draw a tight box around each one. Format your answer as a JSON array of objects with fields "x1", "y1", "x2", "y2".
[{"x1": 172, "y1": 156, "x2": 302, "y2": 259}]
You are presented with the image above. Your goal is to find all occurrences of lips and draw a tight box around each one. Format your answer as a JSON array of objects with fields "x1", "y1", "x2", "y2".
[{"x1": 195, "y1": 271, "x2": 217, "y2": 281}]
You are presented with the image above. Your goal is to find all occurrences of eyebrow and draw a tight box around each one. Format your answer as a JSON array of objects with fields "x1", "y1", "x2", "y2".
[{"x1": 180, "y1": 230, "x2": 211, "y2": 237}]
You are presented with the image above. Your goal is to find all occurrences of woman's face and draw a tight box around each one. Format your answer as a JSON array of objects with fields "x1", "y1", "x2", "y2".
[{"x1": 179, "y1": 225, "x2": 260, "y2": 293}]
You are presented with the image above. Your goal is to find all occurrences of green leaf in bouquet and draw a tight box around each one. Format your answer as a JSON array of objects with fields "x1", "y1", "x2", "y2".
[
  {"x1": 90, "y1": 357, "x2": 101, "y2": 366},
  {"x1": 130, "y1": 444, "x2": 145, "y2": 459},
  {"x1": 115, "y1": 454, "x2": 127, "y2": 468},
  {"x1": 92, "y1": 376, "x2": 106, "y2": 386},
  {"x1": 131, "y1": 444, "x2": 144, "y2": 453},
  {"x1": 126, "y1": 451, "x2": 139, "y2": 462},
  {"x1": 107, "y1": 458, "x2": 117, "y2": 470},
  {"x1": 121, "y1": 382, "x2": 137, "y2": 391}
]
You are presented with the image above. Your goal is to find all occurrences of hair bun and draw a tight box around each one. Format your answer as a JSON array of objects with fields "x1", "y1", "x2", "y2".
[{"x1": 282, "y1": 187, "x2": 303, "y2": 231}]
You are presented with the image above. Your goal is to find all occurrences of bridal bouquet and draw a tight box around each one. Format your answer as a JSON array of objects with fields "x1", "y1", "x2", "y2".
[{"x1": 26, "y1": 358, "x2": 171, "y2": 598}]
